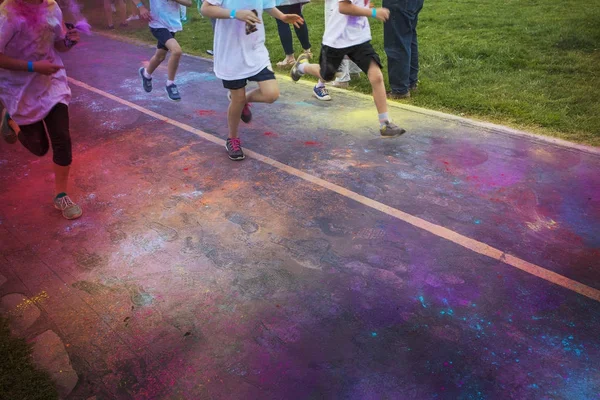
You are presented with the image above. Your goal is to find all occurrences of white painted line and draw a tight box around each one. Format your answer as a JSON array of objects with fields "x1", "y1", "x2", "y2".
[{"x1": 68, "y1": 77, "x2": 600, "y2": 303}]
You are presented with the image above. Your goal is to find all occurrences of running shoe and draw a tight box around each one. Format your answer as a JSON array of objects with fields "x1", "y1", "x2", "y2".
[
  {"x1": 313, "y1": 85, "x2": 331, "y2": 101},
  {"x1": 380, "y1": 121, "x2": 406, "y2": 138},
  {"x1": 226, "y1": 138, "x2": 245, "y2": 161},
  {"x1": 291, "y1": 53, "x2": 309, "y2": 82},
  {"x1": 54, "y1": 194, "x2": 83, "y2": 220},
  {"x1": 166, "y1": 84, "x2": 181, "y2": 101},
  {"x1": 139, "y1": 67, "x2": 152, "y2": 92}
]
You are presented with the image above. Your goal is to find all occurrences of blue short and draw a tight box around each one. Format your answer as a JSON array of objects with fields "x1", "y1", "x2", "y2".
[
  {"x1": 222, "y1": 67, "x2": 276, "y2": 90},
  {"x1": 150, "y1": 28, "x2": 176, "y2": 51}
]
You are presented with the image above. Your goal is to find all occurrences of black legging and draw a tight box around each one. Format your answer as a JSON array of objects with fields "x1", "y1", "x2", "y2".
[{"x1": 275, "y1": 3, "x2": 311, "y2": 55}]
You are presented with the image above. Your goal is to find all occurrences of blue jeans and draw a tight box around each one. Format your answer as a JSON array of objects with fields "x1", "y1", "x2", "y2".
[{"x1": 383, "y1": 0, "x2": 424, "y2": 94}]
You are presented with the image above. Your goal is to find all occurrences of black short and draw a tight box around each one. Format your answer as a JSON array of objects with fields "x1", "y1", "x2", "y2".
[
  {"x1": 319, "y1": 41, "x2": 382, "y2": 81},
  {"x1": 150, "y1": 28, "x2": 176, "y2": 51},
  {"x1": 222, "y1": 66, "x2": 276, "y2": 90},
  {"x1": 19, "y1": 103, "x2": 72, "y2": 167}
]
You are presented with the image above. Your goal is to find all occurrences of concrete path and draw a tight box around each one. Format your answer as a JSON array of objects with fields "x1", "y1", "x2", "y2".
[{"x1": 0, "y1": 33, "x2": 599, "y2": 399}]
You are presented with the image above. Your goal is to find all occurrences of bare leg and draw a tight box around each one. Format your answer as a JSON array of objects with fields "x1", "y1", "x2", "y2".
[
  {"x1": 245, "y1": 80, "x2": 280, "y2": 104},
  {"x1": 116, "y1": 0, "x2": 126, "y2": 24},
  {"x1": 164, "y1": 39, "x2": 182, "y2": 81},
  {"x1": 103, "y1": 0, "x2": 114, "y2": 27},
  {"x1": 54, "y1": 164, "x2": 70, "y2": 196},
  {"x1": 146, "y1": 49, "x2": 167, "y2": 75},
  {"x1": 301, "y1": 63, "x2": 325, "y2": 81},
  {"x1": 368, "y1": 61, "x2": 388, "y2": 115},
  {"x1": 228, "y1": 88, "x2": 246, "y2": 139}
]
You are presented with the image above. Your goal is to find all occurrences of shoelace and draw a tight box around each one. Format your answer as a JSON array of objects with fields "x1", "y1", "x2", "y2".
[
  {"x1": 170, "y1": 86, "x2": 179, "y2": 94},
  {"x1": 57, "y1": 196, "x2": 76, "y2": 210},
  {"x1": 229, "y1": 138, "x2": 242, "y2": 152}
]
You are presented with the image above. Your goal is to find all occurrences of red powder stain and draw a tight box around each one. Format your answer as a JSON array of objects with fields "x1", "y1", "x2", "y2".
[
  {"x1": 196, "y1": 110, "x2": 216, "y2": 116},
  {"x1": 264, "y1": 131, "x2": 279, "y2": 137},
  {"x1": 304, "y1": 141, "x2": 322, "y2": 146},
  {"x1": 183, "y1": 167, "x2": 189, "y2": 171}
]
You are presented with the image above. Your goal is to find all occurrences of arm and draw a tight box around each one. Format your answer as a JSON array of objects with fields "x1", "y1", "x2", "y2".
[
  {"x1": 200, "y1": 1, "x2": 261, "y2": 23},
  {"x1": 338, "y1": 0, "x2": 389, "y2": 21},
  {"x1": 0, "y1": 53, "x2": 63, "y2": 75},
  {"x1": 266, "y1": 7, "x2": 304, "y2": 28},
  {"x1": 54, "y1": 22, "x2": 80, "y2": 53},
  {"x1": 130, "y1": 0, "x2": 150, "y2": 20}
]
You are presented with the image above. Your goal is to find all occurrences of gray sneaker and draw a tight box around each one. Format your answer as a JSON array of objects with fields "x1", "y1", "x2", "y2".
[
  {"x1": 291, "y1": 53, "x2": 309, "y2": 82},
  {"x1": 380, "y1": 121, "x2": 406, "y2": 138},
  {"x1": 54, "y1": 195, "x2": 83, "y2": 220},
  {"x1": 166, "y1": 84, "x2": 181, "y2": 101}
]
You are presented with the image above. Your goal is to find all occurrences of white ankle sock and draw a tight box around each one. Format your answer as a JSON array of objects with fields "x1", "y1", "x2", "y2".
[
  {"x1": 166, "y1": 80, "x2": 175, "y2": 86},
  {"x1": 143, "y1": 68, "x2": 151, "y2": 79},
  {"x1": 316, "y1": 80, "x2": 325, "y2": 88},
  {"x1": 298, "y1": 62, "x2": 306, "y2": 74},
  {"x1": 378, "y1": 112, "x2": 389, "y2": 126}
]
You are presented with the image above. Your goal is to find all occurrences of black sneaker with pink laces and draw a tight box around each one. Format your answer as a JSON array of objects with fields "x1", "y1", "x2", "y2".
[{"x1": 226, "y1": 138, "x2": 245, "y2": 161}]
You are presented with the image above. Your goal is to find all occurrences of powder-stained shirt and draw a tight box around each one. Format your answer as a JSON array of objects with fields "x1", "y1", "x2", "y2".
[
  {"x1": 0, "y1": 0, "x2": 70, "y2": 125},
  {"x1": 148, "y1": 0, "x2": 183, "y2": 32},
  {"x1": 322, "y1": 0, "x2": 371, "y2": 49},
  {"x1": 207, "y1": 0, "x2": 275, "y2": 81}
]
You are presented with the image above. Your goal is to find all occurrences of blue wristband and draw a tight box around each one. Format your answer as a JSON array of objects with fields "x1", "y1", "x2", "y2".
[
  {"x1": 136, "y1": 2, "x2": 143, "y2": 7},
  {"x1": 371, "y1": 8, "x2": 376, "y2": 18},
  {"x1": 230, "y1": 9, "x2": 236, "y2": 18},
  {"x1": 27, "y1": 61, "x2": 34, "y2": 72}
]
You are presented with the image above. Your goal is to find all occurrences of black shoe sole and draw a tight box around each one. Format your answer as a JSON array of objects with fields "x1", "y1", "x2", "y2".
[{"x1": 381, "y1": 129, "x2": 407, "y2": 138}]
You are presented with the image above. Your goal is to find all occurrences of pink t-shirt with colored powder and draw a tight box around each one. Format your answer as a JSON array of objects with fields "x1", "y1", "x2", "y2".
[{"x1": 0, "y1": 0, "x2": 71, "y2": 125}]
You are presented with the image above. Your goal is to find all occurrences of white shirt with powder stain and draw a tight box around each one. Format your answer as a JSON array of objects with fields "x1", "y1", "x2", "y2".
[
  {"x1": 0, "y1": 0, "x2": 70, "y2": 125},
  {"x1": 323, "y1": 0, "x2": 371, "y2": 49}
]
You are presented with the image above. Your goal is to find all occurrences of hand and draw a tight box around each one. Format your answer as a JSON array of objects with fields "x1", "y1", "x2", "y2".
[
  {"x1": 374, "y1": 7, "x2": 390, "y2": 22},
  {"x1": 281, "y1": 13, "x2": 304, "y2": 29},
  {"x1": 235, "y1": 9, "x2": 261, "y2": 24},
  {"x1": 33, "y1": 60, "x2": 64, "y2": 75},
  {"x1": 139, "y1": 6, "x2": 151, "y2": 20},
  {"x1": 66, "y1": 29, "x2": 80, "y2": 43}
]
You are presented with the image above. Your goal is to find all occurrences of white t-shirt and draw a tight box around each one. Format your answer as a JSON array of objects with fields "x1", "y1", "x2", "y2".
[
  {"x1": 207, "y1": 0, "x2": 275, "y2": 81},
  {"x1": 322, "y1": 0, "x2": 371, "y2": 49},
  {"x1": 0, "y1": 0, "x2": 71, "y2": 125},
  {"x1": 149, "y1": 0, "x2": 183, "y2": 32}
]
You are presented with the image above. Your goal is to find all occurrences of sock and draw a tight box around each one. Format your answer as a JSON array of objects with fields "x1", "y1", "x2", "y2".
[
  {"x1": 298, "y1": 62, "x2": 306, "y2": 74},
  {"x1": 316, "y1": 80, "x2": 325, "y2": 88},
  {"x1": 166, "y1": 80, "x2": 174, "y2": 86},
  {"x1": 55, "y1": 192, "x2": 67, "y2": 199},
  {"x1": 378, "y1": 112, "x2": 390, "y2": 126},
  {"x1": 143, "y1": 68, "x2": 151, "y2": 79}
]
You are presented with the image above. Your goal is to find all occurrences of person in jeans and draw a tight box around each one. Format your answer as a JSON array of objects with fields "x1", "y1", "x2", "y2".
[
  {"x1": 383, "y1": 0, "x2": 424, "y2": 99},
  {"x1": 275, "y1": 0, "x2": 311, "y2": 67}
]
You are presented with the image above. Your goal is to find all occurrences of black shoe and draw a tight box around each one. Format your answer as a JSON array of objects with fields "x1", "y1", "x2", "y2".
[
  {"x1": 165, "y1": 84, "x2": 181, "y2": 101},
  {"x1": 139, "y1": 67, "x2": 152, "y2": 93},
  {"x1": 226, "y1": 138, "x2": 245, "y2": 161}
]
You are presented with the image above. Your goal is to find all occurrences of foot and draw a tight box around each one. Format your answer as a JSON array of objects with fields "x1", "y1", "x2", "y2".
[
  {"x1": 207, "y1": 49, "x2": 214, "y2": 55},
  {"x1": 331, "y1": 80, "x2": 349, "y2": 89},
  {"x1": 380, "y1": 121, "x2": 406, "y2": 138},
  {"x1": 387, "y1": 91, "x2": 410, "y2": 100},
  {"x1": 313, "y1": 85, "x2": 331, "y2": 101},
  {"x1": 225, "y1": 138, "x2": 245, "y2": 161},
  {"x1": 276, "y1": 57, "x2": 296, "y2": 67},
  {"x1": 139, "y1": 67, "x2": 152, "y2": 92},
  {"x1": 291, "y1": 53, "x2": 309, "y2": 82},
  {"x1": 126, "y1": 14, "x2": 140, "y2": 21},
  {"x1": 1, "y1": 109, "x2": 18, "y2": 144},
  {"x1": 302, "y1": 49, "x2": 313, "y2": 59},
  {"x1": 53, "y1": 194, "x2": 83, "y2": 220},
  {"x1": 227, "y1": 92, "x2": 252, "y2": 123},
  {"x1": 165, "y1": 84, "x2": 181, "y2": 101},
  {"x1": 409, "y1": 83, "x2": 418, "y2": 93}
]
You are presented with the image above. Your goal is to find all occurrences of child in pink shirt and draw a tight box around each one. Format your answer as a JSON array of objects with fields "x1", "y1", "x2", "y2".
[{"x1": 0, "y1": 0, "x2": 83, "y2": 220}]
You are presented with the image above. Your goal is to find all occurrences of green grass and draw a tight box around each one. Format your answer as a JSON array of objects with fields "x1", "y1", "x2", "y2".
[
  {"x1": 82, "y1": 0, "x2": 600, "y2": 146},
  {"x1": 0, "y1": 317, "x2": 59, "y2": 400}
]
